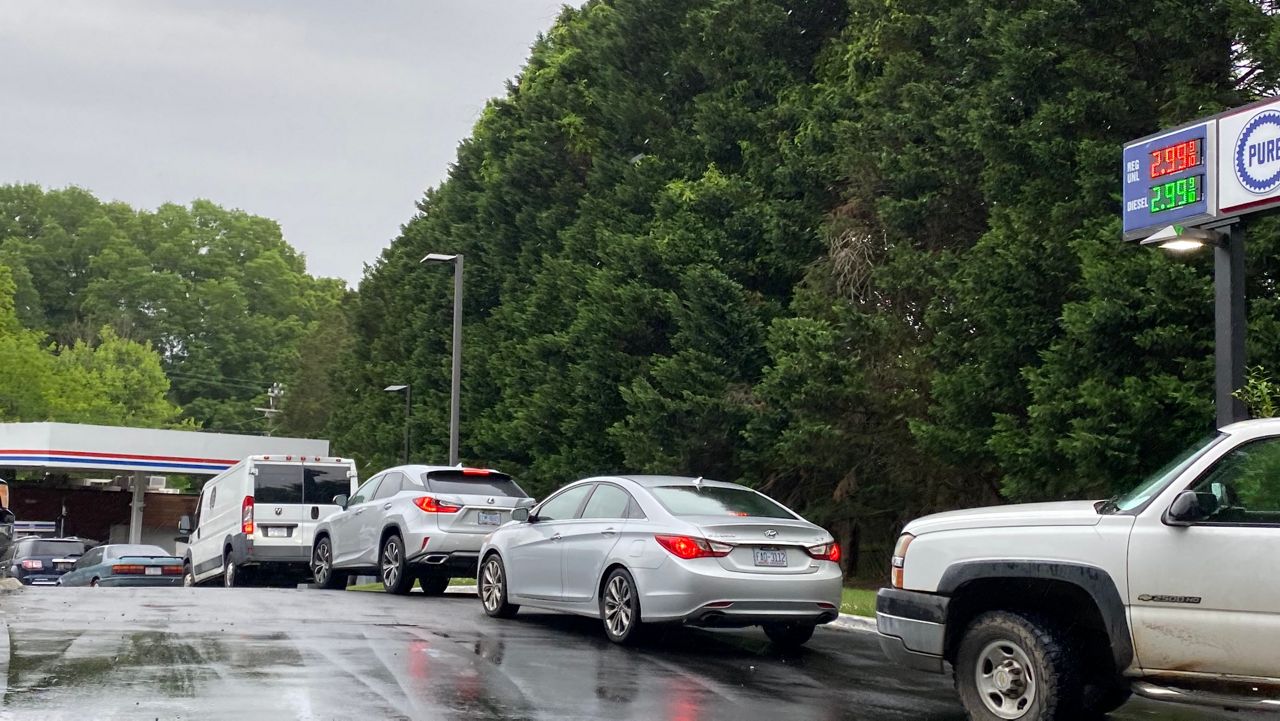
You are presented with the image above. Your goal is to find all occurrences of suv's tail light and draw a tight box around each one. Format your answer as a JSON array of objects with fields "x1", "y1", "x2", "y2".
[
  {"x1": 654, "y1": 534, "x2": 732, "y2": 559},
  {"x1": 805, "y1": 541, "x2": 842, "y2": 563},
  {"x1": 891, "y1": 533, "x2": 915, "y2": 588},
  {"x1": 242, "y1": 495, "x2": 255, "y2": 535},
  {"x1": 20, "y1": 559, "x2": 42, "y2": 570},
  {"x1": 413, "y1": 496, "x2": 461, "y2": 514}
]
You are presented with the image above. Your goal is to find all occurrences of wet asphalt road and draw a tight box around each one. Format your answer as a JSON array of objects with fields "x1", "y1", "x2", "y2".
[{"x1": 0, "y1": 586, "x2": 1269, "y2": 721}]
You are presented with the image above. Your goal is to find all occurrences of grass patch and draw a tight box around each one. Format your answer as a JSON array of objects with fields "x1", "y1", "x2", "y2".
[
  {"x1": 841, "y1": 586, "x2": 877, "y2": 617},
  {"x1": 348, "y1": 577, "x2": 474, "y2": 593}
]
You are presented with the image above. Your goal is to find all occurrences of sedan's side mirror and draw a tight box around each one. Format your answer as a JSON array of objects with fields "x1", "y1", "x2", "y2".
[
  {"x1": 332, "y1": 494, "x2": 349, "y2": 510},
  {"x1": 177, "y1": 515, "x2": 192, "y2": 535},
  {"x1": 1167, "y1": 490, "x2": 1218, "y2": 526},
  {"x1": 511, "y1": 507, "x2": 531, "y2": 523}
]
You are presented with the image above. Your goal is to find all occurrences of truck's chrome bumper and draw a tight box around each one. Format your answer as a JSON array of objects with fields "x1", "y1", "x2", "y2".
[{"x1": 876, "y1": 587, "x2": 949, "y2": 674}]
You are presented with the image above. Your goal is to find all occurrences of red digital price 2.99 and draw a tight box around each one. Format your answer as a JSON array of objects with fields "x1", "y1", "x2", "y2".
[{"x1": 1149, "y1": 139, "x2": 1202, "y2": 179}]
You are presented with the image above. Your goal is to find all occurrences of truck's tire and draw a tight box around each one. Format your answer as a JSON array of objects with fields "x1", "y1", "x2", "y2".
[{"x1": 954, "y1": 610, "x2": 1082, "y2": 721}]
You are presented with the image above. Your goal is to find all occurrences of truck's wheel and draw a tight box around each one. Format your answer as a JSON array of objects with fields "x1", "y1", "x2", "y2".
[{"x1": 954, "y1": 611, "x2": 1082, "y2": 721}]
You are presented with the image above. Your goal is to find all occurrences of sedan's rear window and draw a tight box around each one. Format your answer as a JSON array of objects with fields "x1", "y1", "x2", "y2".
[
  {"x1": 650, "y1": 486, "x2": 795, "y2": 519},
  {"x1": 422, "y1": 471, "x2": 528, "y2": 498},
  {"x1": 21, "y1": 540, "x2": 85, "y2": 557}
]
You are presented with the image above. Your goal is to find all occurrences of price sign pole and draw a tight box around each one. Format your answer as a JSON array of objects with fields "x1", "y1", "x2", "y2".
[{"x1": 1121, "y1": 98, "x2": 1280, "y2": 426}]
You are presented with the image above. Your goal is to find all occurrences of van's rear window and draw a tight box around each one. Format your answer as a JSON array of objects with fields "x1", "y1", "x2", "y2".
[
  {"x1": 255, "y1": 464, "x2": 351, "y2": 504},
  {"x1": 650, "y1": 486, "x2": 795, "y2": 519},
  {"x1": 422, "y1": 471, "x2": 528, "y2": 498}
]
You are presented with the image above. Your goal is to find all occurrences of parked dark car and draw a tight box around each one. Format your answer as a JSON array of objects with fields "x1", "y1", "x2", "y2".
[
  {"x1": 0, "y1": 537, "x2": 86, "y2": 586},
  {"x1": 58, "y1": 544, "x2": 184, "y2": 587}
]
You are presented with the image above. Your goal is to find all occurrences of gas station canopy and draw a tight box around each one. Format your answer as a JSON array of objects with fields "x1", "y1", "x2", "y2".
[{"x1": 0, "y1": 422, "x2": 330, "y2": 476}]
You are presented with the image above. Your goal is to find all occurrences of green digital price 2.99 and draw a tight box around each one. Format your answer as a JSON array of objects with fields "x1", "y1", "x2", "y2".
[{"x1": 1149, "y1": 174, "x2": 1201, "y2": 214}]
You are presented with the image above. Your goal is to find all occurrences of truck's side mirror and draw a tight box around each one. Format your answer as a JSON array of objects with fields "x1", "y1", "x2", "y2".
[
  {"x1": 511, "y1": 507, "x2": 531, "y2": 523},
  {"x1": 332, "y1": 494, "x2": 349, "y2": 510},
  {"x1": 177, "y1": 515, "x2": 192, "y2": 535},
  {"x1": 1167, "y1": 490, "x2": 1218, "y2": 526}
]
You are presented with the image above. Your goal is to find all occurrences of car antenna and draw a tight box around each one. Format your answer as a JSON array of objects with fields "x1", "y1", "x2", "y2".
[{"x1": 693, "y1": 476, "x2": 703, "y2": 490}]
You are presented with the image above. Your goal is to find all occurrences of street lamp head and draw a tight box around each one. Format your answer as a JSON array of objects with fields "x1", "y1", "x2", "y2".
[
  {"x1": 384, "y1": 384, "x2": 409, "y2": 392},
  {"x1": 421, "y1": 253, "x2": 458, "y2": 263},
  {"x1": 1140, "y1": 224, "x2": 1224, "y2": 252}
]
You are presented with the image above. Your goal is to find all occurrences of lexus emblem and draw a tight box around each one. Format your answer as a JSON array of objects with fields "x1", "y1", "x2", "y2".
[
  {"x1": 274, "y1": 507, "x2": 283, "y2": 516},
  {"x1": 764, "y1": 529, "x2": 778, "y2": 539},
  {"x1": 487, "y1": 497, "x2": 496, "y2": 505}
]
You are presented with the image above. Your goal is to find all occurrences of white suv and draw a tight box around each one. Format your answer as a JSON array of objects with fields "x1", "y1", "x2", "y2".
[
  {"x1": 877, "y1": 419, "x2": 1280, "y2": 720},
  {"x1": 311, "y1": 465, "x2": 534, "y2": 594}
]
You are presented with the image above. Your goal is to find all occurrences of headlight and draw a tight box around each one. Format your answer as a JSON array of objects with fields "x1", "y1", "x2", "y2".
[{"x1": 890, "y1": 533, "x2": 915, "y2": 589}]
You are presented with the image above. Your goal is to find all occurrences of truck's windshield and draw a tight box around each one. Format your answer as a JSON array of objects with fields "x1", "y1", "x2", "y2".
[{"x1": 1103, "y1": 433, "x2": 1225, "y2": 513}]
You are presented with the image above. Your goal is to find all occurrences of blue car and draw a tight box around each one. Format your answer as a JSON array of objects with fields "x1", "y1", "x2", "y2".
[{"x1": 58, "y1": 544, "x2": 184, "y2": 587}]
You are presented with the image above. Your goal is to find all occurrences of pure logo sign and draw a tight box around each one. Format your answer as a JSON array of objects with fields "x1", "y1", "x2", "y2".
[{"x1": 1235, "y1": 110, "x2": 1280, "y2": 194}]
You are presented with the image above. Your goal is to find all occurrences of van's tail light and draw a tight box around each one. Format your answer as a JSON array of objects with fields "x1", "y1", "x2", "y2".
[
  {"x1": 805, "y1": 541, "x2": 842, "y2": 563},
  {"x1": 891, "y1": 533, "x2": 915, "y2": 589},
  {"x1": 20, "y1": 559, "x2": 43, "y2": 570},
  {"x1": 413, "y1": 496, "x2": 461, "y2": 514},
  {"x1": 654, "y1": 534, "x2": 732, "y2": 559},
  {"x1": 242, "y1": 495, "x2": 255, "y2": 535}
]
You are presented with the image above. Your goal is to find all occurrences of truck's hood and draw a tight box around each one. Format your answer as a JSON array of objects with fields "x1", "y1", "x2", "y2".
[{"x1": 904, "y1": 501, "x2": 1104, "y2": 535}]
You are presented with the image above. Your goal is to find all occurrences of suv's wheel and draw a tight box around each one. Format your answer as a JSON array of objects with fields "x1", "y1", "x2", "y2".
[
  {"x1": 312, "y1": 537, "x2": 347, "y2": 590},
  {"x1": 600, "y1": 568, "x2": 646, "y2": 645},
  {"x1": 955, "y1": 611, "x2": 1082, "y2": 721},
  {"x1": 380, "y1": 534, "x2": 414, "y2": 595},
  {"x1": 479, "y1": 554, "x2": 519, "y2": 618},
  {"x1": 763, "y1": 622, "x2": 816, "y2": 649},
  {"x1": 418, "y1": 574, "x2": 449, "y2": 596}
]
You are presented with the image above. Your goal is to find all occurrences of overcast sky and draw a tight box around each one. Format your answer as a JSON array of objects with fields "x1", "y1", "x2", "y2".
[{"x1": 0, "y1": 1, "x2": 573, "y2": 285}]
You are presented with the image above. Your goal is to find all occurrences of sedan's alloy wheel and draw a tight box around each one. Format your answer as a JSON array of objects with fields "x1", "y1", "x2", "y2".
[
  {"x1": 603, "y1": 574, "x2": 633, "y2": 638},
  {"x1": 481, "y1": 559, "x2": 504, "y2": 613}
]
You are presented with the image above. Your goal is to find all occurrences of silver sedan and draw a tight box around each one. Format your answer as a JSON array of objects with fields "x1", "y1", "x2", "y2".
[{"x1": 477, "y1": 475, "x2": 843, "y2": 647}]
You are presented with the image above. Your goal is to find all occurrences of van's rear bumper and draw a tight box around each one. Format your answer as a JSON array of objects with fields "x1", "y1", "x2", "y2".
[
  {"x1": 228, "y1": 534, "x2": 309, "y2": 566},
  {"x1": 876, "y1": 588, "x2": 949, "y2": 674}
]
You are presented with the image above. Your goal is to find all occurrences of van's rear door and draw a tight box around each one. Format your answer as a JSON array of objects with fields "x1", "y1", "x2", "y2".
[{"x1": 251, "y1": 462, "x2": 353, "y2": 551}]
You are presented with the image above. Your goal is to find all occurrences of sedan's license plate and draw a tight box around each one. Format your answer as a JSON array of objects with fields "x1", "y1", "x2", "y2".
[
  {"x1": 145, "y1": 566, "x2": 161, "y2": 576},
  {"x1": 265, "y1": 526, "x2": 289, "y2": 538},
  {"x1": 753, "y1": 548, "x2": 788, "y2": 567},
  {"x1": 477, "y1": 511, "x2": 502, "y2": 526}
]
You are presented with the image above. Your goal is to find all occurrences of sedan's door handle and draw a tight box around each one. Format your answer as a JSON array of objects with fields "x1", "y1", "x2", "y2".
[
  {"x1": 382, "y1": 503, "x2": 392, "y2": 510},
  {"x1": 601, "y1": 528, "x2": 617, "y2": 536}
]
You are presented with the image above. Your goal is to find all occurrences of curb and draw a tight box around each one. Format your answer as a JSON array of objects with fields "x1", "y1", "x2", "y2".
[
  {"x1": 447, "y1": 584, "x2": 876, "y2": 632},
  {"x1": 0, "y1": 618, "x2": 9, "y2": 703}
]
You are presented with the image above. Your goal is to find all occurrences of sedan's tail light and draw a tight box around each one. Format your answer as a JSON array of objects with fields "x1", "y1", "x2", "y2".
[
  {"x1": 20, "y1": 559, "x2": 42, "y2": 570},
  {"x1": 654, "y1": 534, "x2": 732, "y2": 559},
  {"x1": 161, "y1": 565, "x2": 184, "y2": 575},
  {"x1": 242, "y1": 495, "x2": 255, "y2": 535},
  {"x1": 413, "y1": 496, "x2": 461, "y2": 514},
  {"x1": 805, "y1": 542, "x2": 842, "y2": 563},
  {"x1": 891, "y1": 533, "x2": 915, "y2": 589},
  {"x1": 113, "y1": 564, "x2": 146, "y2": 575}
]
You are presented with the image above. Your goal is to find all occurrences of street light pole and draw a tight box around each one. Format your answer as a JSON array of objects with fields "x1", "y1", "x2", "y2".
[
  {"x1": 422, "y1": 252, "x2": 464, "y2": 466},
  {"x1": 384, "y1": 384, "x2": 411, "y2": 464}
]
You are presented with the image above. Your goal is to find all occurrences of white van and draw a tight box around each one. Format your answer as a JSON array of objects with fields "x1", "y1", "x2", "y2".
[{"x1": 181, "y1": 455, "x2": 358, "y2": 587}]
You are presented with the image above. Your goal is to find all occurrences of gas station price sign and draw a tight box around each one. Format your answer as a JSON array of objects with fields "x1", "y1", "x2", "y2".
[{"x1": 1122, "y1": 121, "x2": 1217, "y2": 239}]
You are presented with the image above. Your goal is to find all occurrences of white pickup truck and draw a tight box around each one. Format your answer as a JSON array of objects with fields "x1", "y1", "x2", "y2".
[{"x1": 877, "y1": 419, "x2": 1280, "y2": 720}]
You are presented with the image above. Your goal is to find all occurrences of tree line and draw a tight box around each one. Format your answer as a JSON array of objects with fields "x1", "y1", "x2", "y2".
[{"x1": 6, "y1": 0, "x2": 1280, "y2": 576}]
